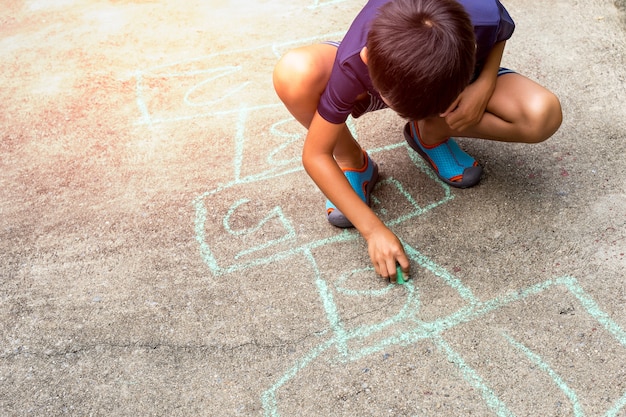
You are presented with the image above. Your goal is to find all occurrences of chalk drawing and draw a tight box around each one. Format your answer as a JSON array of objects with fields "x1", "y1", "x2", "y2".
[
  {"x1": 133, "y1": 22, "x2": 626, "y2": 416},
  {"x1": 261, "y1": 268, "x2": 626, "y2": 417},
  {"x1": 434, "y1": 335, "x2": 515, "y2": 417},
  {"x1": 133, "y1": 32, "x2": 345, "y2": 126},
  {"x1": 193, "y1": 139, "x2": 451, "y2": 276},
  {"x1": 223, "y1": 198, "x2": 297, "y2": 260},
  {"x1": 503, "y1": 333, "x2": 583, "y2": 417}
]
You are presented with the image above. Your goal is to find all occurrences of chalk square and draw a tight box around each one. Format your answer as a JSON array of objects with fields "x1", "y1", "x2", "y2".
[
  {"x1": 270, "y1": 339, "x2": 495, "y2": 416},
  {"x1": 440, "y1": 279, "x2": 626, "y2": 416},
  {"x1": 195, "y1": 173, "x2": 353, "y2": 276},
  {"x1": 309, "y1": 240, "x2": 474, "y2": 358}
]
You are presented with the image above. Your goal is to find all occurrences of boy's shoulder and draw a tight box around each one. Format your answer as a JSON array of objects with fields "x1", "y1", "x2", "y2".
[
  {"x1": 335, "y1": 0, "x2": 390, "y2": 64},
  {"x1": 457, "y1": 0, "x2": 504, "y2": 26}
]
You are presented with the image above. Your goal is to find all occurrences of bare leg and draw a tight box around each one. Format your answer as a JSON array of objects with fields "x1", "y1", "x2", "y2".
[
  {"x1": 273, "y1": 44, "x2": 364, "y2": 169},
  {"x1": 419, "y1": 73, "x2": 562, "y2": 144}
]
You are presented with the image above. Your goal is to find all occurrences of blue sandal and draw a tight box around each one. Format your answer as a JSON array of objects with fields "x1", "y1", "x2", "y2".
[
  {"x1": 326, "y1": 150, "x2": 379, "y2": 228},
  {"x1": 403, "y1": 121, "x2": 482, "y2": 188}
]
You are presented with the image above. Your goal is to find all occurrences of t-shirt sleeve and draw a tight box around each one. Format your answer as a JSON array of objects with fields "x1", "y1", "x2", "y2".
[
  {"x1": 317, "y1": 61, "x2": 361, "y2": 124},
  {"x1": 317, "y1": 0, "x2": 381, "y2": 124},
  {"x1": 462, "y1": 0, "x2": 517, "y2": 69},
  {"x1": 495, "y1": 0, "x2": 515, "y2": 42}
]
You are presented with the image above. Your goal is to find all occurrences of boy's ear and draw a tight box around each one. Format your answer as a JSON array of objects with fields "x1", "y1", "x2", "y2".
[{"x1": 360, "y1": 47, "x2": 368, "y2": 65}]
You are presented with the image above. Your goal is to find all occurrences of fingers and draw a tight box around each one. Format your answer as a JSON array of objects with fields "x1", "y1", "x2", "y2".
[
  {"x1": 373, "y1": 249, "x2": 411, "y2": 283},
  {"x1": 441, "y1": 107, "x2": 464, "y2": 132},
  {"x1": 444, "y1": 109, "x2": 479, "y2": 133},
  {"x1": 446, "y1": 117, "x2": 468, "y2": 133},
  {"x1": 366, "y1": 226, "x2": 411, "y2": 283},
  {"x1": 397, "y1": 255, "x2": 410, "y2": 277},
  {"x1": 383, "y1": 257, "x2": 398, "y2": 282},
  {"x1": 393, "y1": 253, "x2": 411, "y2": 284}
]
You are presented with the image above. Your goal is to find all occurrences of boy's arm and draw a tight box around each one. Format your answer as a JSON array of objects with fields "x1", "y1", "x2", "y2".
[
  {"x1": 302, "y1": 111, "x2": 409, "y2": 280},
  {"x1": 441, "y1": 41, "x2": 506, "y2": 132}
]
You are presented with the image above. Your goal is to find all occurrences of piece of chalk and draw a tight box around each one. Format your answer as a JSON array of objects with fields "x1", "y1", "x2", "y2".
[{"x1": 396, "y1": 265, "x2": 406, "y2": 284}]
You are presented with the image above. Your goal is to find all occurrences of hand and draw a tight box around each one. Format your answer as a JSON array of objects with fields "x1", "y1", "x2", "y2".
[
  {"x1": 440, "y1": 79, "x2": 493, "y2": 132},
  {"x1": 365, "y1": 224, "x2": 410, "y2": 282},
  {"x1": 440, "y1": 41, "x2": 505, "y2": 133}
]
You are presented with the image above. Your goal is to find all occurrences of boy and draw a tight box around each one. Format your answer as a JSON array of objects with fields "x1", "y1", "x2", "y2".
[{"x1": 273, "y1": 0, "x2": 562, "y2": 281}]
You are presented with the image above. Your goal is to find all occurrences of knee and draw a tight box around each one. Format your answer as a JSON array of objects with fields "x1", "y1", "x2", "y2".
[
  {"x1": 273, "y1": 49, "x2": 320, "y2": 103},
  {"x1": 524, "y1": 91, "x2": 563, "y2": 143}
]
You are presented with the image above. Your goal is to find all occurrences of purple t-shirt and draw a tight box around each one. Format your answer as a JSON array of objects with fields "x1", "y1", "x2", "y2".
[{"x1": 318, "y1": 0, "x2": 515, "y2": 124}]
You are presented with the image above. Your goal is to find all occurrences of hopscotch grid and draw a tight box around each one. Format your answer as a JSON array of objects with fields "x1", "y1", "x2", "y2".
[
  {"x1": 262, "y1": 274, "x2": 626, "y2": 416},
  {"x1": 194, "y1": 138, "x2": 453, "y2": 276},
  {"x1": 135, "y1": 21, "x2": 626, "y2": 417}
]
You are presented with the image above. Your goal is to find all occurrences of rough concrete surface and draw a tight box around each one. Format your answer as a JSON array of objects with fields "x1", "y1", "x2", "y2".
[{"x1": 1, "y1": 0, "x2": 625, "y2": 416}]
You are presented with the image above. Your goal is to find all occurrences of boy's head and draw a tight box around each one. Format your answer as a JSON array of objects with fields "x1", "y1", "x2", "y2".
[{"x1": 366, "y1": 0, "x2": 476, "y2": 120}]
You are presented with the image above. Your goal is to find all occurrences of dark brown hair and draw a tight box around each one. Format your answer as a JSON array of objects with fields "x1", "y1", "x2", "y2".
[{"x1": 367, "y1": 0, "x2": 476, "y2": 120}]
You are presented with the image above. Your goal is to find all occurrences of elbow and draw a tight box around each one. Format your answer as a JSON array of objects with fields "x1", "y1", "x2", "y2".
[{"x1": 301, "y1": 146, "x2": 316, "y2": 177}]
